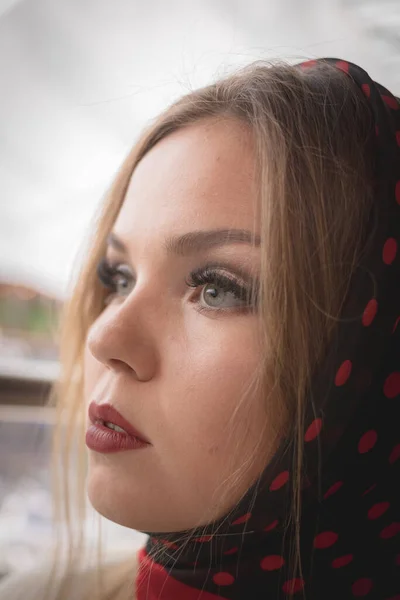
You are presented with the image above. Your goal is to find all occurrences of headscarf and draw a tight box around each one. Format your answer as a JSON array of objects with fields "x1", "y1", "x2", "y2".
[{"x1": 136, "y1": 58, "x2": 400, "y2": 599}]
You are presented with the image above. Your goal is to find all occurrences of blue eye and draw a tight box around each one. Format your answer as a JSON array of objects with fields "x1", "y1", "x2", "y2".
[
  {"x1": 185, "y1": 265, "x2": 257, "y2": 313},
  {"x1": 96, "y1": 257, "x2": 258, "y2": 313},
  {"x1": 96, "y1": 258, "x2": 133, "y2": 304}
]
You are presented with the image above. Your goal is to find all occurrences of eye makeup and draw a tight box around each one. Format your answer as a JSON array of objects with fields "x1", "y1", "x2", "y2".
[{"x1": 96, "y1": 256, "x2": 259, "y2": 314}]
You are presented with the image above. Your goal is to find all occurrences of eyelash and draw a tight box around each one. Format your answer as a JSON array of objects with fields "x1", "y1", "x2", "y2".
[{"x1": 96, "y1": 257, "x2": 258, "y2": 315}]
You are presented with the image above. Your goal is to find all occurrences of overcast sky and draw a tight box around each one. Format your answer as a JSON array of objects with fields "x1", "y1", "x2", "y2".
[{"x1": 0, "y1": 0, "x2": 399, "y2": 299}]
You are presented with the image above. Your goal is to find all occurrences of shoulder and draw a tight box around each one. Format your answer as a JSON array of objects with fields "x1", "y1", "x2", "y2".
[{"x1": 0, "y1": 552, "x2": 139, "y2": 600}]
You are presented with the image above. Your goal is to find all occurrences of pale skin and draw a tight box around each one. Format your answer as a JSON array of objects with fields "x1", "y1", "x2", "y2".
[{"x1": 83, "y1": 117, "x2": 271, "y2": 533}]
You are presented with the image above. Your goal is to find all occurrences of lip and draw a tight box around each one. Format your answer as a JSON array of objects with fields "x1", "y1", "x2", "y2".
[{"x1": 86, "y1": 401, "x2": 151, "y2": 453}]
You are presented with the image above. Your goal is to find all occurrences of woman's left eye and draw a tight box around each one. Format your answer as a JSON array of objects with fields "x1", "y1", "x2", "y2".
[
  {"x1": 185, "y1": 265, "x2": 257, "y2": 313},
  {"x1": 96, "y1": 258, "x2": 258, "y2": 313}
]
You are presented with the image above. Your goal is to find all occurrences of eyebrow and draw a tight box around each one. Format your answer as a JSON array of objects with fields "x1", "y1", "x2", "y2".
[{"x1": 106, "y1": 228, "x2": 260, "y2": 257}]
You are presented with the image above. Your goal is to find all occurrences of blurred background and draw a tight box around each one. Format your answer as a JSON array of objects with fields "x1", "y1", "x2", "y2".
[{"x1": 1, "y1": 0, "x2": 400, "y2": 581}]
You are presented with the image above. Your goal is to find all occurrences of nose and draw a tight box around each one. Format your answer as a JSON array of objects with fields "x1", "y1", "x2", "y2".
[{"x1": 85, "y1": 296, "x2": 158, "y2": 381}]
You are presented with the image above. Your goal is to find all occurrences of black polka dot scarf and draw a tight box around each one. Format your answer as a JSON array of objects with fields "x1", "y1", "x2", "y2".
[{"x1": 136, "y1": 58, "x2": 400, "y2": 599}]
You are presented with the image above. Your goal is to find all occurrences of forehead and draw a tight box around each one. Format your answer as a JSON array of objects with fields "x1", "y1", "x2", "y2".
[{"x1": 113, "y1": 118, "x2": 260, "y2": 240}]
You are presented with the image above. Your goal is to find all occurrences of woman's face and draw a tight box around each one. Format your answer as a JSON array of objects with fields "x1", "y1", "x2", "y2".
[{"x1": 83, "y1": 117, "x2": 270, "y2": 533}]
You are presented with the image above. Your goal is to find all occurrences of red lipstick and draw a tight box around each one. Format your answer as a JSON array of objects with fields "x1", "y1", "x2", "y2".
[{"x1": 86, "y1": 401, "x2": 151, "y2": 453}]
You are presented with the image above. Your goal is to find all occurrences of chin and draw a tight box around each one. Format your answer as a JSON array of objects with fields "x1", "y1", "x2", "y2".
[
  {"x1": 85, "y1": 458, "x2": 206, "y2": 534},
  {"x1": 86, "y1": 459, "x2": 152, "y2": 530}
]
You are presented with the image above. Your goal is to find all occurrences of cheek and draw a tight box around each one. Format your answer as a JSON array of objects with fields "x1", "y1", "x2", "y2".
[
  {"x1": 163, "y1": 324, "x2": 263, "y2": 457},
  {"x1": 158, "y1": 326, "x2": 267, "y2": 516}
]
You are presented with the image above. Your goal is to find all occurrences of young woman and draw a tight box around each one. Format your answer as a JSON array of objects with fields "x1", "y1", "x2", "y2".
[{"x1": 1, "y1": 57, "x2": 399, "y2": 600}]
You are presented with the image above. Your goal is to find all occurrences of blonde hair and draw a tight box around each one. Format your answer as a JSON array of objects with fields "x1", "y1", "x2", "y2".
[{"x1": 45, "y1": 59, "x2": 376, "y2": 599}]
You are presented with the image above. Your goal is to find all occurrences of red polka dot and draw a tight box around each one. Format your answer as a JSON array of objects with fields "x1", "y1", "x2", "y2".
[
  {"x1": 264, "y1": 519, "x2": 279, "y2": 532},
  {"x1": 393, "y1": 316, "x2": 400, "y2": 333},
  {"x1": 223, "y1": 546, "x2": 238, "y2": 555},
  {"x1": 382, "y1": 238, "x2": 398, "y2": 265},
  {"x1": 389, "y1": 444, "x2": 400, "y2": 464},
  {"x1": 314, "y1": 531, "x2": 338, "y2": 549},
  {"x1": 380, "y1": 522, "x2": 400, "y2": 539},
  {"x1": 194, "y1": 535, "x2": 213, "y2": 542},
  {"x1": 382, "y1": 95, "x2": 399, "y2": 110},
  {"x1": 368, "y1": 501, "x2": 390, "y2": 520},
  {"x1": 396, "y1": 554, "x2": 400, "y2": 566},
  {"x1": 383, "y1": 372, "x2": 400, "y2": 399},
  {"x1": 335, "y1": 360, "x2": 352, "y2": 386},
  {"x1": 375, "y1": 125, "x2": 379, "y2": 137},
  {"x1": 361, "y1": 84, "x2": 370, "y2": 97},
  {"x1": 352, "y1": 578, "x2": 373, "y2": 596},
  {"x1": 213, "y1": 572, "x2": 234, "y2": 586},
  {"x1": 282, "y1": 578, "x2": 305, "y2": 594},
  {"x1": 362, "y1": 298, "x2": 378, "y2": 326},
  {"x1": 396, "y1": 131, "x2": 400, "y2": 146},
  {"x1": 232, "y1": 512, "x2": 251, "y2": 525},
  {"x1": 270, "y1": 470, "x2": 289, "y2": 491},
  {"x1": 396, "y1": 181, "x2": 400, "y2": 205},
  {"x1": 336, "y1": 60, "x2": 349, "y2": 72},
  {"x1": 304, "y1": 418, "x2": 322, "y2": 442},
  {"x1": 332, "y1": 554, "x2": 354, "y2": 568},
  {"x1": 160, "y1": 539, "x2": 179, "y2": 549},
  {"x1": 358, "y1": 430, "x2": 377, "y2": 454},
  {"x1": 300, "y1": 59, "x2": 317, "y2": 69},
  {"x1": 362, "y1": 483, "x2": 376, "y2": 496},
  {"x1": 324, "y1": 481, "x2": 344, "y2": 499},
  {"x1": 260, "y1": 554, "x2": 285, "y2": 571}
]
